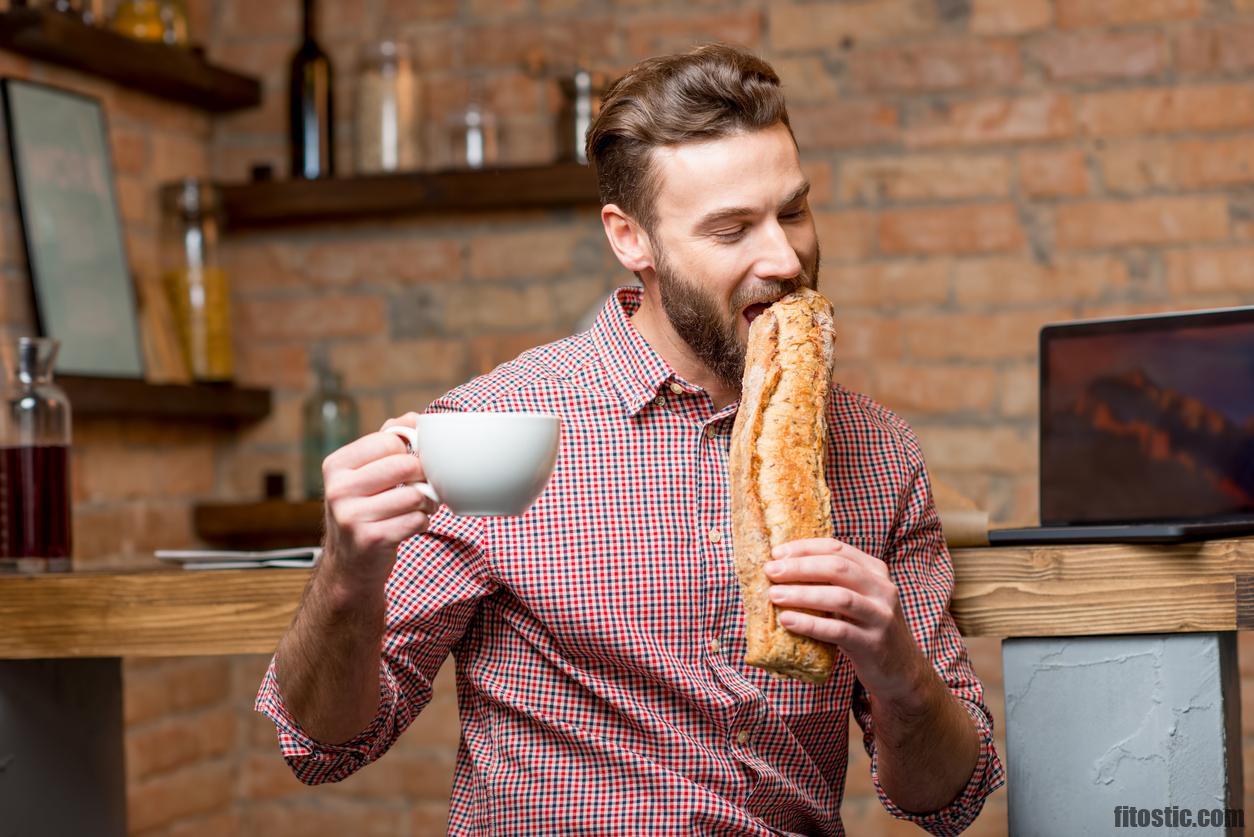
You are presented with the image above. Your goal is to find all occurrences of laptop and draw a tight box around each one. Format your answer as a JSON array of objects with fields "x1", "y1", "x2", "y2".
[{"x1": 987, "y1": 305, "x2": 1254, "y2": 545}]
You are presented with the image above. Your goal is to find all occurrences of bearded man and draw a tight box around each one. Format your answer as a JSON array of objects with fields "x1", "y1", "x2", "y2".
[{"x1": 257, "y1": 43, "x2": 1004, "y2": 836}]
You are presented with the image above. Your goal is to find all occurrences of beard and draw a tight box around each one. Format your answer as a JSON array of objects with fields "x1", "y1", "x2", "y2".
[{"x1": 655, "y1": 244, "x2": 821, "y2": 391}]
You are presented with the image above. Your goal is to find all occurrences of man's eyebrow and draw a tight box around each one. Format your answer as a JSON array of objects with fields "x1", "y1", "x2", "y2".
[
  {"x1": 693, "y1": 181, "x2": 812, "y2": 230},
  {"x1": 778, "y1": 180, "x2": 812, "y2": 209}
]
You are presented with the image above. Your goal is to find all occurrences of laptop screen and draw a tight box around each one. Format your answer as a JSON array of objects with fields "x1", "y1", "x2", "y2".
[{"x1": 1040, "y1": 307, "x2": 1254, "y2": 526}]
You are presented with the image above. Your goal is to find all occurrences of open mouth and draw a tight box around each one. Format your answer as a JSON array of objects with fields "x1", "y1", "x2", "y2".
[{"x1": 743, "y1": 302, "x2": 771, "y2": 325}]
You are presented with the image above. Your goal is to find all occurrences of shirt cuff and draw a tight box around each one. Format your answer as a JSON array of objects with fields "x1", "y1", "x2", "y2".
[
  {"x1": 869, "y1": 700, "x2": 1006, "y2": 836},
  {"x1": 254, "y1": 656, "x2": 401, "y2": 785}
]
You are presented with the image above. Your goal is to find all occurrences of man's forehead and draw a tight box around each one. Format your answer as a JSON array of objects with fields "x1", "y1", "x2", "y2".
[{"x1": 650, "y1": 125, "x2": 803, "y2": 219}]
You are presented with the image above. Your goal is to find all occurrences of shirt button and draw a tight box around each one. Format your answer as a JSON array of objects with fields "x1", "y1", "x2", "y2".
[
  {"x1": 735, "y1": 730, "x2": 750, "y2": 745},
  {"x1": 708, "y1": 638, "x2": 721, "y2": 654},
  {"x1": 708, "y1": 528, "x2": 722, "y2": 543},
  {"x1": 653, "y1": 395, "x2": 666, "y2": 406},
  {"x1": 669, "y1": 382, "x2": 683, "y2": 395},
  {"x1": 703, "y1": 425, "x2": 717, "y2": 439}
]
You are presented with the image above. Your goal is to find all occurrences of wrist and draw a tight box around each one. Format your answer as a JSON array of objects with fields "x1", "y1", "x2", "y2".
[
  {"x1": 873, "y1": 650, "x2": 939, "y2": 721},
  {"x1": 312, "y1": 559, "x2": 388, "y2": 619}
]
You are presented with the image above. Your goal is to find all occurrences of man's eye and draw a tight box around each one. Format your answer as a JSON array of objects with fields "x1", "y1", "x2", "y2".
[
  {"x1": 713, "y1": 229, "x2": 745, "y2": 241},
  {"x1": 782, "y1": 208, "x2": 808, "y2": 220}
]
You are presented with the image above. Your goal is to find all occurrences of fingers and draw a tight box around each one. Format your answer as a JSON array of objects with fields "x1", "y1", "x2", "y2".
[
  {"x1": 777, "y1": 609, "x2": 872, "y2": 647},
  {"x1": 322, "y1": 413, "x2": 424, "y2": 472},
  {"x1": 324, "y1": 428, "x2": 410, "y2": 471},
  {"x1": 768, "y1": 583, "x2": 891, "y2": 628},
  {"x1": 380, "y1": 412, "x2": 422, "y2": 432},
  {"x1": 326, "y1": 451, "x2": 430, "y2": 501},
  {"x1": 338, "y1": 482, "x2": 439, "y2": 523},
  {"x1": 771, "y1": 537, "x2": 889, "y2": 578},
  {"x1": 764, "y1": 553, "x2": 882, "y2": 596},
  {"x1": 371, "y1": 509, "x2": 432, "y2": 543}
]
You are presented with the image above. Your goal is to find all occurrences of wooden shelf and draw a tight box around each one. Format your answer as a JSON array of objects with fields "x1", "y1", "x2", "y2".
[
  {"x1": 194, "y1": 500, "x2": 322, "y2": 548},
  {"x1": 61, "y1": 375, "x2": 271, "y2": 423},
  {"x1": 0, "y1": 8, "x2": 260, "y2": 112},
  {"x1": 218, "y1": 162, "x2": 600, "y2": 229}
]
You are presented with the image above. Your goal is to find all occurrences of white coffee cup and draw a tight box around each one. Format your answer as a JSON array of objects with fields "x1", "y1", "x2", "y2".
[{"x1": 385, "y1": 412, "x2": 561, "y2": 517}]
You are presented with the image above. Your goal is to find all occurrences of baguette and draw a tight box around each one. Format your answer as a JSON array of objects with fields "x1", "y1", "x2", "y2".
[{"x1": 730, "y1": 287, "x2": 838, "y2": 683}]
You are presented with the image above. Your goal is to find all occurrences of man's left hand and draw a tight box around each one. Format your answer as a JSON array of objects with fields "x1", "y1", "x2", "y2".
[{"x1": 764, "y1": 538, "x2": 928, "y2": 704}]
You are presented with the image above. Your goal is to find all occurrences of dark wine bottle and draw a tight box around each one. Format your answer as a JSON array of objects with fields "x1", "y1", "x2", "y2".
[{"x1": 288, "y1": 0, "x2": 334, "y2": 179}]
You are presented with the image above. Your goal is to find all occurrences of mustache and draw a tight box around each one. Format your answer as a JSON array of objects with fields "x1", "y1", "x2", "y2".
[{"x1": 730, "y1": 271, "x2": 816, "y2": 311}]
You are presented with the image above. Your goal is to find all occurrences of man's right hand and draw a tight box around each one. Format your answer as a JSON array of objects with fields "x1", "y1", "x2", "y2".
[{"x1": 320, "y1": 412, "x2": 439, "y2": 595}]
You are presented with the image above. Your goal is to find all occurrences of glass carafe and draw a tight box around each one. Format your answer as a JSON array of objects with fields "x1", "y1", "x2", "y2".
[{"x1": 0, "y1": 338, "x2": 72, "y2": 573}]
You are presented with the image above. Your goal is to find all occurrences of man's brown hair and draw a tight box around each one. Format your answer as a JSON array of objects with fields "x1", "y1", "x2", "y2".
[{"x1": 586, "y1": 43, "x2": 793, "y2": 237}]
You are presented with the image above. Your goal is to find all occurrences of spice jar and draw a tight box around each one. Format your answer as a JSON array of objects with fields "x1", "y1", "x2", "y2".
[
  {"x1": 354, "y1": 39, "x2": 421, "y2": 174},
  {"x1": 160, "y1": 179, "x2": 234, "y2": 381}
]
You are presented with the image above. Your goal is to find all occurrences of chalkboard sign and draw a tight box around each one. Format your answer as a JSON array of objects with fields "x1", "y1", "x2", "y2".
[{"x1": 1, "y1": 78, "x2": 144, "y2": 378}]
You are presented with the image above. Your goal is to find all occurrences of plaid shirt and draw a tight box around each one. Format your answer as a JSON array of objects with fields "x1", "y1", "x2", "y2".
[{"x1": 256, "y1": 286, "x2": 1004, "y2": 836}]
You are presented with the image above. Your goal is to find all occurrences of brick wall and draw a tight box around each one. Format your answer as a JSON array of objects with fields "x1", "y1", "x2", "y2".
[{"x1": 2, "y1": 0, "x2": 1251, "y2": 833}]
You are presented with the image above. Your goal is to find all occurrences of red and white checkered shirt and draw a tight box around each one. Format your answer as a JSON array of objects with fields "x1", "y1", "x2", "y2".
[{"x1": 257, "y1": 286, "x2": 1004, "y2": 836}]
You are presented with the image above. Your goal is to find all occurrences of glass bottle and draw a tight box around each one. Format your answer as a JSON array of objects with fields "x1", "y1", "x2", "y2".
[
  {"x1": 302, "y1": 364, "x2": 359, "y2": 499},
  {"x1": 0, "y1": 338, "x2": 72, "y2": 574},
  {"x1": 354, "y1": 38, "x2": 421, "y2": 174},
  {"x1": 161, "y1": 179, "x2": 234, "y2": 381},
  {"x1": 289, "y1": 0, "x2": 334, "y2": 179}
]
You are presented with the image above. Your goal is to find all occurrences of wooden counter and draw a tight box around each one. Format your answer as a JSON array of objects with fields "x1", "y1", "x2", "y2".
[
  {"x1": 950, "y1": 536, "x2": 1254, "y2": 638},
  {"x1": 1, "y1": 538, "x2": 1252, "y2": 658},
  {"x1": 0, "y1": 568, "x2": 310, "y2": 659}
]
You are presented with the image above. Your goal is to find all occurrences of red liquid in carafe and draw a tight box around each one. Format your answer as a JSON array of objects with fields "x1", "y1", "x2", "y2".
[{"x1": 0, "y1": 445, "x2": 71, "y2": 559}]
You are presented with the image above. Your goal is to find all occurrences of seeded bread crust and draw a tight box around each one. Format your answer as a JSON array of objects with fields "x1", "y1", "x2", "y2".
[{"x1": 730, "y1": 287, "x2": 838, "y2": 683}]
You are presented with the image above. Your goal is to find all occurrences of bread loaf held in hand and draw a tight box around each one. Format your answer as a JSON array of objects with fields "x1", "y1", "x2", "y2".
[{"x1": 729, "y1": 287, "x2": 838, "y2": 683}]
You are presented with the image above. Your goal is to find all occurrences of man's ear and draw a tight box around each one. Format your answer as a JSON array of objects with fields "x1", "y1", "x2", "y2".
[{"x1": 601, "y1": 204, "x2": 655, "y2": 274}]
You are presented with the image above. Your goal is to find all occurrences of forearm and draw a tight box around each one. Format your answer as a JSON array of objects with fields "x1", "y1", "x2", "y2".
[
  {"x1": 274, "y1": 567, "x2": 388, "y2": 746},
  {"x1": 870, "y1": 664, "x2": 980, "y2": 815}
]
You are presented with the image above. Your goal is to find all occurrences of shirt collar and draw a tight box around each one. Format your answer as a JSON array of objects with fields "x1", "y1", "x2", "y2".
[{"x1": 590, "y1": 286, "x2": 679, "y2": 417}]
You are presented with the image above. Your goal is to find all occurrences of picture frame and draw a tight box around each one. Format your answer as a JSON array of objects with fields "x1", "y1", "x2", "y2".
[{"x1": 1, "y1": 78, "x2": 145, "y2": 378}]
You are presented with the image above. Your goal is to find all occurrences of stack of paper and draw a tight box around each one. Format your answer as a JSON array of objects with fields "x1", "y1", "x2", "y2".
[{"x1": 155, "y1": 547, "x2": 321, "y2": 570}]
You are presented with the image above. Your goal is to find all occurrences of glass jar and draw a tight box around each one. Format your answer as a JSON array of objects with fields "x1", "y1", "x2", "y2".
[
  {"x1": 557, "y1": 68, "x2": 607, "y2": 164},
  {"x1": 354, "y1": 39, "x2": 421, "y2": 174},
  {"x1": 0, "y1": 338, "x2": 72, "y2": 574},
  {"x1": 160, "y1": 179, "x2": 234, "y2": 381},
  {"x1": 302, "y1": 364, "x2": 359, "y2": 499},
  {"x1": 112, "y1": 0, "x2": 188, "y2": 46},
  {"x1": 444, "y1": 82, "x2": 499, "y2": 170}
]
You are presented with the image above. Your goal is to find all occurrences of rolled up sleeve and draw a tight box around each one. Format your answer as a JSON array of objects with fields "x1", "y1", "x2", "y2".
[
  {"x1": 861, "y1": 693, "x2": 1002, "y2": 835},
  {"x1": 853, "y1": 451, "x2": 1006, "y2": 834},
  {"x1": 254, "y1": 512, "x2": 494, "y2": 785}
]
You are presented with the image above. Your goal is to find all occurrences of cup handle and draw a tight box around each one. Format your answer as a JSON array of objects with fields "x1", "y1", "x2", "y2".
[{"x1": 383, "y1": 425, "x2": 441, "y2": 505}]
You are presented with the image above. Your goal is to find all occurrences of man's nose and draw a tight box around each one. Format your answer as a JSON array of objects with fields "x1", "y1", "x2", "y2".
[{"x1": 755, "y1": 220, "x2": 804, "y2": 281}]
